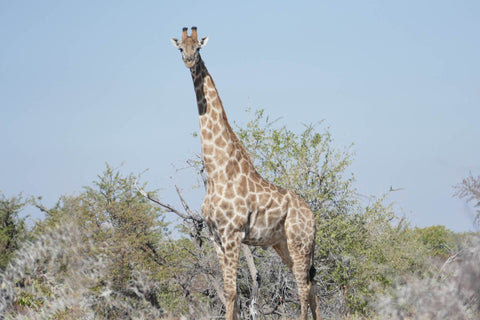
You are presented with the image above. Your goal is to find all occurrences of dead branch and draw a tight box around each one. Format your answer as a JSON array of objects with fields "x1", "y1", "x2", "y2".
[
  {"x1": 134, "y1": 180, "x2": 202, "y2": 224},
  {"x1": 242, "y1": 244, "x2": 260, "y2": 320}
]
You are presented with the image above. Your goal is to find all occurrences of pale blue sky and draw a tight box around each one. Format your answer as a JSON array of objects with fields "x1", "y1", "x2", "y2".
[{"x1": 1, "y1": 1, "x2": 479, "y2": 232}]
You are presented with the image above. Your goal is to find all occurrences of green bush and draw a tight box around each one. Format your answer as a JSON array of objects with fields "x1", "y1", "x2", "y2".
[
  {"x1": 414, "y1": 225, "x2": 455, "y2": 258},
  {"x1": 235, "y1": 109, "x2": 430, "y2": 315},
  {"x1": 0, "y1": 192, "x2": 27, "y2": 270}
]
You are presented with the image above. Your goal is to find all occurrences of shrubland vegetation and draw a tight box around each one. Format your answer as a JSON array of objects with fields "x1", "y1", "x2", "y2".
[{"x1": 1, "y1": 109, "x2": 479, "y2": 319}]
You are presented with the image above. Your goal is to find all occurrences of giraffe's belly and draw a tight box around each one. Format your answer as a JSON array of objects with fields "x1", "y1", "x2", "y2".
[
  {"x1": 241, "y1": 232, "x2": 284, "y2": 247},
  {"x1": 240, "y1": 210, "x2": 287, "y2": 247}
]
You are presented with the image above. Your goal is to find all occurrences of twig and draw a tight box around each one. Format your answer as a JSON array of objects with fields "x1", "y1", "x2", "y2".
[
  {"x1": 134, "y1": 180, "x2": 195, "y2": 221},
  {"x1": 174, "y1": 185, "x2": 203, "y2": 222}
]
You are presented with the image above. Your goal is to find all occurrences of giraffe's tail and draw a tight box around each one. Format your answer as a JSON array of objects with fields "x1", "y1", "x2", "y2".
[
  {"x1": 310, "y1": 226, "x2": 317, "y2": 283},
  {"x1": 309, "y1": 264, "x2": 316, "y2": 282}
]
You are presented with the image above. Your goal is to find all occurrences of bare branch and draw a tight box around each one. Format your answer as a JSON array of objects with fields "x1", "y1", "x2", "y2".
[
  {"x1": 454, "y1": 172, "x2": 480, "y2": 225},
  {"x1": 174, "y1": 185, "x2": 202, "y2": 221},
  {"x1": 242, "y1": 244, "x2": 261, "y2": 320},
  {"x1": 134, "y1": 179, "x2": 197, "y2": 222},
  {"x1": 206, "y1": 273, "x2": 226, "y2": 306},
  {"x1": 139, "y1": 244, "x2": 166, "y2": 266}
]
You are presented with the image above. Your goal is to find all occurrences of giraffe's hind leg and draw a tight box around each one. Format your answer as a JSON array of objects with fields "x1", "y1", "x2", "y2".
[
  {"x1": 273, "y1": 239, "x2": 294, "y2": 270},
  {"x1": 288, "y1": 239, "x2": 314, "y2": 320},
  {"x1": 275, "y1": 239, "x2": 322, "y2": 320}
]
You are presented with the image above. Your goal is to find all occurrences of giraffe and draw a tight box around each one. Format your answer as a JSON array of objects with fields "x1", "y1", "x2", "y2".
[{"x1": 171, "y1": 27, "x2": 322, "y2": 320}]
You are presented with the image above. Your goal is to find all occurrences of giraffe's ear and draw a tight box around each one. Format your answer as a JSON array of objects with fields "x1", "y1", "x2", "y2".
[
  {"x1": 170, "y1": 38, "x2": 181, "y2": 48},
  {"x1": 199, "y1": 36, "x2": 209, "y2": 48}
]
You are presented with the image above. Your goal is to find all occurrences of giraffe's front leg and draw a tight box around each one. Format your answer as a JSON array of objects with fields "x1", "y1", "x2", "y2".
[{"x1": 218, "y1": 233, "x2": 241, "y2": 320}]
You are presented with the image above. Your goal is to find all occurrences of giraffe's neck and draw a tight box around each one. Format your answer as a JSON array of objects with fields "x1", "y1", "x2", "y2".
[
  {"x1": 190, "y1": 57, "x2": 209, "y2": 116},
  {"x1": 190, "y1": 56, "x2": 252, "y2": 179}
]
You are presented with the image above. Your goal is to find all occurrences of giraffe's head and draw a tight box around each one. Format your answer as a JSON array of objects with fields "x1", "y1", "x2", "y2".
[{"x1": 171, "y1": 26, "x2": 208, "y2": 69}]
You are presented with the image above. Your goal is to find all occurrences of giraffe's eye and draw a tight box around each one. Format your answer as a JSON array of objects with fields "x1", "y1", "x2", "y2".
[{"x1": 179, "y1": 48, "x2": 183, "y2": 52}]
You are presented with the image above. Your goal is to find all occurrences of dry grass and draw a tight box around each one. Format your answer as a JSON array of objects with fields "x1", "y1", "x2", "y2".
[
  {"x1": 375, "y1": 236, "x2": 480, "y2": 320},
  {"x1": 0, "y1": 221, "x2": 165, "y2": 319}
]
